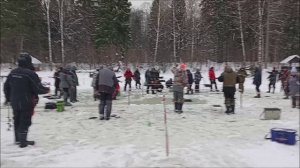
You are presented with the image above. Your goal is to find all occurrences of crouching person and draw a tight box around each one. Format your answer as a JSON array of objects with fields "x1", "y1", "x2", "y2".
[
  {"x1": 173, "y1": 64, "x2": 188, "y2": 113},
  {"x1": 4, "y1": 53, "x2": 50, "y2": 148},
  {"x1": 95, "y1": 66, "x2": 118, "y2": 120},
  {"x1": 218, "y1": 66, "x2": 238, "y2": 114}
]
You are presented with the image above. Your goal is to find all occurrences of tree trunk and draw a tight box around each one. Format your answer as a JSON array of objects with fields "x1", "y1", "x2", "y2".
[
  {"x1": 153, "y1": 0, "x2": 160, "y2": 63},
  {"x1": 237, "y1": 0, "x2": 246, "y2": 64},
  {"x1": 58, "y1": 0, "x2": 65, "y2": 65},
  {"x1": 46, "y1": 0, "x2": 53, "y2": 70},
  {"x1": 172, "y1": 1, "x2": 177, "y2": 63},
  {"x1": 264, "y1": 0, "x2": 270, "y2": 68},
  {"x1": 191, "y1": 16, "x2": 195, "y2": 62},
  {"x1": 258, "y1": 0, "x2": 263, "y2": 67}
]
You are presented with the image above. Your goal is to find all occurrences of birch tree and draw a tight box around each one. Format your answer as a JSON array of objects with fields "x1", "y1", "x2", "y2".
[{"x1": 57, "y1": 0, "x2": 65, "y2": 65}]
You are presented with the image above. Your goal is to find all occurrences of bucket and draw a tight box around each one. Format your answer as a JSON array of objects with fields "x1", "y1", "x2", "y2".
[
  {"x1": 270, "y1": 128, "x2": 297, "y2": 145},
  {"x1": 56, "y1": 101, "x2": 64, "y2": 112},
  {"x1": 260, "y1": 108, "x2": 281, "y2": 120}
]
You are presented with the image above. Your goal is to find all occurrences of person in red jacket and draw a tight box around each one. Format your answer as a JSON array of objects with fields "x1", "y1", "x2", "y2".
[
  {"x1": 124, "y1": 67, "x2": 133, "y2": 91},
  {"x1": 209, "y1": 67, "x2": 219, "y2": 91}
]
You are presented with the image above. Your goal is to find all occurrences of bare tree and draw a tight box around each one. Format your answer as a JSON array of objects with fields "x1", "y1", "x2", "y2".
[
  {"x1": 44, "y1": 0, "x2": 53, "y2": 69},
  {"x1": 237, "y1": 0, "x2": 246, "y2": 63},
  {"x1": 57, "y1": 0, "x2": 65, "y2": 65}
]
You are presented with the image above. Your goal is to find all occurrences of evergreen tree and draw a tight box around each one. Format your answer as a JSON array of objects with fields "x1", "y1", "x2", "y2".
[
  {"x1": 95, "y1": 0, "x2": 131, "y2": 62},
  {"x1": 1, "y1": 0, "x2": 47, "y2": 62}
]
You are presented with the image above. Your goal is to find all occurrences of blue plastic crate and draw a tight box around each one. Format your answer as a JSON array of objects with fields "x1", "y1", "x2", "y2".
[{"x1": 271, "y1": 128, "x2": 297, "y2": 145}]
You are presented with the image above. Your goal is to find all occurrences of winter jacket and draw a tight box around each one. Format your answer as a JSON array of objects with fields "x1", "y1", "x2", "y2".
[
  {"x1": 134, "y1": 69, "x2": 141, "y2": 80},
  {"x1": 187, "y1": 69, "x2": 193, "y2": 84},
  {"x1": 267, "y1": 71, "x2": 277, "y2": 84},
  {"x1": 253, "y1": 67, "x2": 262, "y2": 86},
  {"x1": 150, "y1": 69, "x2": 159, "y2": 80},
  {"x1": 96, "y1": 68, "x2": 118, "y2": 94},
  {"x1": 4, "y1": 58, "x2": 49, "y2": 111},
  {"x1": 209, "y1": 68, "x2": 216, "y2": 80},
  {"x1": 194, "y1": 71, "x2": 202, "y2": 83},
  {"x1": 59, "y1": 69, "x2": 74, "y2": 89},
  {"x1": 124, "y1": 70, "x2": 133, "y2": 81},
  {"x1": 219, "y1": 67, "x2": 238, "y2": 87},
  {"x1": 173, "y1": 69, "x2": 188, "y2": 92},
  {"x1": 237, "y1": 68, "x2": 248, "y2": 84},
  {"x1": 288, "y1": 74, "x2": 300, "y2": 96},
  {"x1": 71, "y1": 70, "x2": 79, "y2": 86},
  {"x1": 279, "y1": 70, "x2": 290, "y2": 87},
  {"x1": 145, "y1": 69, "x2": 151, "y2": 83},
  {"x1": 54, "y1": 70, "x2": 61, "y2": 88}
]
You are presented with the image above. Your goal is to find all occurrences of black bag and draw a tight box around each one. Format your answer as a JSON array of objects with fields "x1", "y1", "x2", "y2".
[{"x1": 45, "y1": 102, "x2": 56, "y2": 109}]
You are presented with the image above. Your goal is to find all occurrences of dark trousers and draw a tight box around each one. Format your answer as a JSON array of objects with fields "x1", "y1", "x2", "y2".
[
  {"x1": 55, "y1": 86, "x2": 61, "y2": 96},
  {"x1": 210, "y1": 80, "x2": 218, "y2": 90},
  {"x1": 13, "y1": 108, "x2": 32, "y2": 142},
  {"x1": 223, "y1": 87, "x2": 236, "y2": 106},
  {"x1": 99, "y1": 92, "x2": 113, "y2": 118},
  {"x1": 268, "y1": 82, "x2": 275, "y2": 92},
  {"x1": 124, "y1": 80, "x2": 131, "y2": 91},
  {"x1": 195, "y1": 81, "x2": 200, "y2": 92},
  {"x1": 255, "y1": 84, "x2": 261, "y2": 93},
  {"x1": 135, "y1": 80, "x2": 141, "y2": 89}
]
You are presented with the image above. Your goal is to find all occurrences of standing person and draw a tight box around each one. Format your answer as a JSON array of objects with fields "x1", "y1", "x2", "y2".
[
  {"x1": 173, "y1": 64, "x2": 188, "y2": 113},
  {"x1": 59, "y1": 66, "x2": 74, "y2": 106},
  {"x1": 91, "y1": 68, "x2": 100, "y2": 101},
  {"x1": 4, "y1": 53, "x2": 49, "y2": 148},
  {"x1": 194, "y1": 68, "x2": 202, "y2": 93},
  {"x1": 145, "y1": 68, "x2": 152, "y2": 94},
  {"x1": 186, "y1": 69, "x2": 194, "y2": 94},
  {"x1": 237, "y1": 67, "x2": 248, "y2": 93},
  {"x1": 95, "y1": 66, "x2": 118, "y2": 120},
  {"x1": 124, "y1": 67, "x2": 133, "y2": 91},
  {"x1": 209, "y1": 67, "x2": 218, "y2": 91},
  {"x1": 267, "y1": 67, "x2": 278, "y2": 93},
  {"x1": 71, "y1": 66, "x2": 79, "y2": 102},
  {"x1": 279, "y1": 67, "x2": 290, "y2": 99},
  {"x1": 218, "y1": 66, "x2": 238, "y2": 114},
  {"x1": 134, "y1": 68, "x2": 141, "y2": 89},
  {"x1": 54, "y1": 67, "x2": 62, "y2": 97},
  {"x1": 288, "y1": 69, "x2": 300, "y2": 108},
  {"x1": 253, "y1": 67, "x2": 262, "y2": 98}
]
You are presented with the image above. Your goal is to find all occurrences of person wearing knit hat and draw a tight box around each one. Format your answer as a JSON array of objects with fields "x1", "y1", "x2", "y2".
[
  {"x1": 173, "y1": 64, "x2": 188, "y2": 113},
  {"x1": 179, "y1": 63, "x2": 186, "y2": 70}
]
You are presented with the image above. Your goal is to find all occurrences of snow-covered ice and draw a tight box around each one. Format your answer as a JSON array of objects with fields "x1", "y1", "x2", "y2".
[{"x1": 1, "y1": 67, "x2": 299, "y2": 167}]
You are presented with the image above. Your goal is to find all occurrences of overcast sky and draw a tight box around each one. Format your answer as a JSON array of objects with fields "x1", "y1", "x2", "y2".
[{"x1": 129, "y1": 0, "x2": 153, "y2": 8}]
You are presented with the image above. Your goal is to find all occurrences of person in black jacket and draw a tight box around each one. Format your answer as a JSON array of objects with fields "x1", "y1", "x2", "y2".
[
  {"x1": 186, "y1": 69, "x2": 194, "y2": 94},
  {"x1": 4, "y1": 53, "x2": 49, "y2": 148},
  {"x1": 54, "y1": 67, "x2": 62, "y2": 97},
  {"x1": 134, "y1": 68, "x2": 141, "y2": 89},
  {"x1": 253, "y1": 67, "x2": 262, "y2": 98}
]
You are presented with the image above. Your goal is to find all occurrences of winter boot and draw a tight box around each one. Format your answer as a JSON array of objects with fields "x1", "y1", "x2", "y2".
[
  {"x1": 174, "y1": 102, "x2": 179, "y2": 112},
  {"x1": 230, "y1": 105, "x2": 235, "y2": 114},
  {"x1": 19, "y1": 132, "x2": 35, "y2": 148},
  {"x1": 225, "y1": 106, "x2": 231, "y2": 114},
  {"x1": 105, "y1": 100, "x2": 112, "y2": 120},
  {"x1": 254, "y1": 94, "x2": 261, "y2": 98},
  {"x1": 292, "y1": 97, "x2": 296, "y2": 108},
  {"x1": 177, "y1": 103, "x2": 183, "y2": 113}
]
